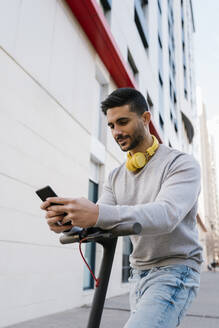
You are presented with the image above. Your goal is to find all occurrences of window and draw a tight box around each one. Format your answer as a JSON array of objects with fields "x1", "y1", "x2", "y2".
[
  {"x1": 158, "y1": 2, "x2": 162, "y2": 37},
  {"x1": 83, "y1": 179, "x2": 99, "y2": 290},
  {"x1": 134, "y1": 0, "x2": 149, "y2": 49},
  {"x1": 99, "y1": 0, "x2": 112, "y2": 24},
  {"x1": 122, "y1": 236, "x2": 133, "y2": 282},
  {"x1": 158, "y1": 72, "x2": 163, "y2": 86},
  {"x1": 128, "y1": 49, "x2": 139, "y2": 82},
  {"x1": 158, "y1": 73, "x2": 164, "y2": 118},
  {"x1": 158, "y1": 34, "x2": 162, "y2": 49},
  {"x1": 147, "y1": 92, "x2": 154, "y2": 116},
  {"x1": 157, "y1": 0, "x2": 162, "y2": 15},
  {"x1": 158, "y1": 35, "x2": 163, "y2": 76},
  {"x1": 170, "y1": 8, "x2": 174, "y2": 23},
  {"x1": 173, "y1": 91, "x2": 177, "y2": 104},
  {"x1": 172, "y1": 63, "x2": 176, "y2": 79},
  {"x1": 100, "y1": 0, "x2": 111, "y2": 12},
  {"x1": 169, "y1": 48, "x2": 171, "y2": 66},
  {"x1": 159, "y1": 113, "x2": 164, "y2": 130},
  {"x1": 141, "y1": 0, "x2": 149, "y2": 17},
  {"x1": 169, "y1": 79, "x2": 173, "y2": 100},
  {"x1": 174, "y1": 119, "x2": 178, "y2": 133},
  {"x1": 93, "y1": 70, "x2": 108, "y2": 144},
  {"x1": 170, "y1": 110, "x2": 173, "y2": 121},
  {"x1": 98, "y1": 84, "x2": 108, "y2": 143},
  {"x1": 183, "y1": 66, "x2": 188, "y2": 99}
]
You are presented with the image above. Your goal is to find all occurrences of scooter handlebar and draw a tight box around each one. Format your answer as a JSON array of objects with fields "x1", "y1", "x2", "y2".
[
  {"x1": 59, "y1": 222, "x2": 142, "y2": 244},
  {"x1": 109, "y1": 222, "x2": 142, "y2": 236}
]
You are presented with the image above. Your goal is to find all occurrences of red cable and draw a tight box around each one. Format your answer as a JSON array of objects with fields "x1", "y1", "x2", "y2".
[{"x1": 79, "y1": 237, "x2": 100, "y2": 287}]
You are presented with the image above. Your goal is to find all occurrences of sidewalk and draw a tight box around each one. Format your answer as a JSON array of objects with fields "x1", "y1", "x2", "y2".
[{"x1": 7, "y1": 271, "x2": 219, "y2": 328}]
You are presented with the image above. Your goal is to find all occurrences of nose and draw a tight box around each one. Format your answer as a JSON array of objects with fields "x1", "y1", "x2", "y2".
[{"x1": 112, "y1": 126, "x2": 123, "y2": 139}]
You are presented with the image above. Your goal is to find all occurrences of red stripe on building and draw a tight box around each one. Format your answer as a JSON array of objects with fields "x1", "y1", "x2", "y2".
[{"x1": 65, "y1": 0, "x2": 161, "y2": 142}]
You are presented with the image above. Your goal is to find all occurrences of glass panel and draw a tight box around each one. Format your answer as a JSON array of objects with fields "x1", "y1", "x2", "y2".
[
  {"x1": 122, "y1": 236, "x2": 133, "y2": 282},
  {"x1": 83, "y1": 242, "x2": 96, "y2": 290},
  {"x1": 83, "y1": 180, "x2": 98, "y2": 290}
]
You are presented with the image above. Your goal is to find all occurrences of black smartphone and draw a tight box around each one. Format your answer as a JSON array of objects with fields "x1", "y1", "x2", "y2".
[
  {"x1": 36, "y1": 185, "x2": 70, "y2": 226},
  {"x1": 36, "y1": 185, "x2": 58, "y2": 201}
]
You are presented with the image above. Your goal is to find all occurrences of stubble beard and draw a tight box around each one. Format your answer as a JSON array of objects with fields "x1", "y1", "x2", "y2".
[{"x1": 117, "y1": 124, "x2": 146, "y2": 152}]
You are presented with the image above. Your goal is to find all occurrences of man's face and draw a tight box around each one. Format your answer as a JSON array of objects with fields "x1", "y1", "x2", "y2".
[{"x1": 107, "y1": 105, "x2": 147, "y2": 152}]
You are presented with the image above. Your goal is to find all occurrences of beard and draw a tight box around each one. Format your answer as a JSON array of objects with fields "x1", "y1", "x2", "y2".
[{"x1": 116, "y1": 123, "x2": 145, "y2": 152}]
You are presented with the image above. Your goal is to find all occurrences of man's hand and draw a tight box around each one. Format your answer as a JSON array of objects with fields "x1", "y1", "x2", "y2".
[{"x1": 41, "y1": 197, "x2": 99, "y2": 233}]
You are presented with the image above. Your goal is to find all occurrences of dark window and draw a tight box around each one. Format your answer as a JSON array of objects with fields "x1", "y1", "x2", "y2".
[
  {"x1": 171, "y1": 36, "x2": 175, "y2": 51},
  {"x1": 158, "y1": 0, "x2": 162, "y2": 14},
  {"x1": 183, "y1": 66, "x2": 188, "y2": 99},
  {"x1": 141, "y1": 0, "x2": 149, "y2": 11},
  {"x1": 83, "y1": 180, "x2": 99, "y2": 290},
  {"x1": 174, "y1": 91, "x2": 177, "y2": 104},
  {"x1": 158, "y1": 72, "x2": 163, "y2": 86},
  {"x1": 168, "y1": 20, "x2": 171, "y2": 35},
  {"x1": 170, "y1": 110, "x2": 173, "y2": 121},
  {"x1": 169, "y1": 48, "x2": 171, "y2": 66},
  {"x1": 174, "y1": 119, "x2": 178, "y2": 133},
  {"x1": 147, "y1": 92, "x2": 153, "y2": 108},
  {"x1": 100, "y1": 0, "x2": 111, "y2": 12},
  {"x1": 170, "y1": 8, "x2": 174, "y2": 23},
  {"x1": 158, "y1": 34, "x2": 162, "y2": 49},
  {"x1": 122, "y1": 236, "x2": 133, "y2": 282},
  {"x1": 147, "y1": 92, "x2": 154, "y2": 116},
  {"x1": 172, "y1": 63, "x2": 176, "y2": 78},
  {"x1": 169, "y1": 79, "x2": 172, "y2": 99},
  {"x1": 128, "y1": 49, "x2": 139, "y2": 78},
  {"x1": 182, "y1": 41, "x2": 185, "y2": 52},
  {"x1": 134, "y1": 0, "x2": 149, "y2": 49},
  {"x1": 159, "y1": 113, "x2": 164, "y2": 130}
]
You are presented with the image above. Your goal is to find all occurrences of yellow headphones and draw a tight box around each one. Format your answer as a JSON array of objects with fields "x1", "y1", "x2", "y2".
[{"x1": 126, "y1": 135, "x2": 159, "y2": 172}]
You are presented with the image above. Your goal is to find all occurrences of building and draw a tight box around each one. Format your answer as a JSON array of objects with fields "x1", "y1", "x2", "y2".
[
  {"x1": 0, "y1": 0, "x2": 201, "y2": 326},
  {"x1": 196, "y1": 88, "x2": 219, "y2": 267}
]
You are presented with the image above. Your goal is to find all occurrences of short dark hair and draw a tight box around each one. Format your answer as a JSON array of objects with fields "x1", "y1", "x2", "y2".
[{"x1": 101, "y1": 87, "x2": 148, "y2": 115}]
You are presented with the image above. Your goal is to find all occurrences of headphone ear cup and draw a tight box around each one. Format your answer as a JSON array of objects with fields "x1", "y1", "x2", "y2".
[
  {"x1": 126, "y1": 158, "x2": 137, "y2": 171},
  {"x1": 126, "y1": 152, "x2": 146, "y2": 171},
  {"x1": 132, "y1": 153, "x2": 146, "y2": 169},
  {"x1": 125, "y1": 136, "x2": 159, "y2": 172},
  {"x1": 126, "y1": 152, "x2": 137, "y2": 171}
]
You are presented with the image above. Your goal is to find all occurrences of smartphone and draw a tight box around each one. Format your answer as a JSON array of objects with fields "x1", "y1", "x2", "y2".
[
  {"x1": 36, "y1": 185, "x2": 58, "y2": 201},
  {"x1": 36, "y1": 185, "x2": 69, "y2": 226}
]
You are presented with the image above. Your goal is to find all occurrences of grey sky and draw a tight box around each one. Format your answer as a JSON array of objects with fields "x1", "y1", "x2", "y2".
[{"x1": 193, "y1": 0, "x2": 219, "y2": 120}]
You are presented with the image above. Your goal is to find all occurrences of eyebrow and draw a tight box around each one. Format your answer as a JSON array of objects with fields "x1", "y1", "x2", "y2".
[{"x1": 107, "y1": 117, "x2": 129, "y2": 126}]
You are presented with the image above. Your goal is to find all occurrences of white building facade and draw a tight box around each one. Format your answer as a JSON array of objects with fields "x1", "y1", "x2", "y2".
[{"x1": 0, "y1": 0, "x2": 200, "y2": 326}]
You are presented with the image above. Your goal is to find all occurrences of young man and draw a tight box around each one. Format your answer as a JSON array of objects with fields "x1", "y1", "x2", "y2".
[{"x1": 41, "y1": 88, "x2": 202, "y2": 328}]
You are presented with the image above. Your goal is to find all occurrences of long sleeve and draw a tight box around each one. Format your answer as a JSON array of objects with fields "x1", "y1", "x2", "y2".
[
  {"x1": 95, "y1": 155, "x2": 201, "y2": 236},
  {"x1": 97, "y1": 170, "x2": 117, "y2": 206}
]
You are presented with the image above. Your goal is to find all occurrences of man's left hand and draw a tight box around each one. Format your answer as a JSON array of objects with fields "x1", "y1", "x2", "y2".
[{"x1": 41, "y1": 197, "x2": 99, "y2": 228}]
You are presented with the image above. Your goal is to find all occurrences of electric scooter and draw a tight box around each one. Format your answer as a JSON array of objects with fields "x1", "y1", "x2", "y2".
[{"x1": 60, "y1": 222, "x2": 142, "y2": 328}]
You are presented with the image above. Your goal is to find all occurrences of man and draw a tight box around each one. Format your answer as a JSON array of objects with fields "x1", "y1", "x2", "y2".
[{"x1": 41, "y1": 88, "x2": 202, "y2": 327}]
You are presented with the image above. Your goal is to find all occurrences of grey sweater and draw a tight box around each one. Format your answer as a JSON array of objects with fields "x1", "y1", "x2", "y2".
[{"x1": 96, "y1": 144, "x2": 203, "y2": 273}]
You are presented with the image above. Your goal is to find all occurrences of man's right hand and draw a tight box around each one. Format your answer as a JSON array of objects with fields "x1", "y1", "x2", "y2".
[{"x1": 42, "y1": 207, "x2": 73, "y2": 234}]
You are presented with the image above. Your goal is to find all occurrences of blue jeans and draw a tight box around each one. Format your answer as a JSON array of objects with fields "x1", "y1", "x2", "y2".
[{"x1": 124, "y1": 265, "x2": 200, "y2": 328}]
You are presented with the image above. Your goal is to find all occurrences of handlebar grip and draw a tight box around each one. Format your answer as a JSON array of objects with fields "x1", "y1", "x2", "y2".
[
  {"x1": 60, "y1": 234, "x2": 80, "y2": 244},
  {"x1": 59, "y1": 222, "x2": 142, "y2": 245},
  {"x1": 108, "y1": 222, "x2": 142, "y2": 236}
]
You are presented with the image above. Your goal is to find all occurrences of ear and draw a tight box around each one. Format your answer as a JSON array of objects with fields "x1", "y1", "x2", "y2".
[{"x1": 141, "y1": 111, "x2": 151, "y2": 126}]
